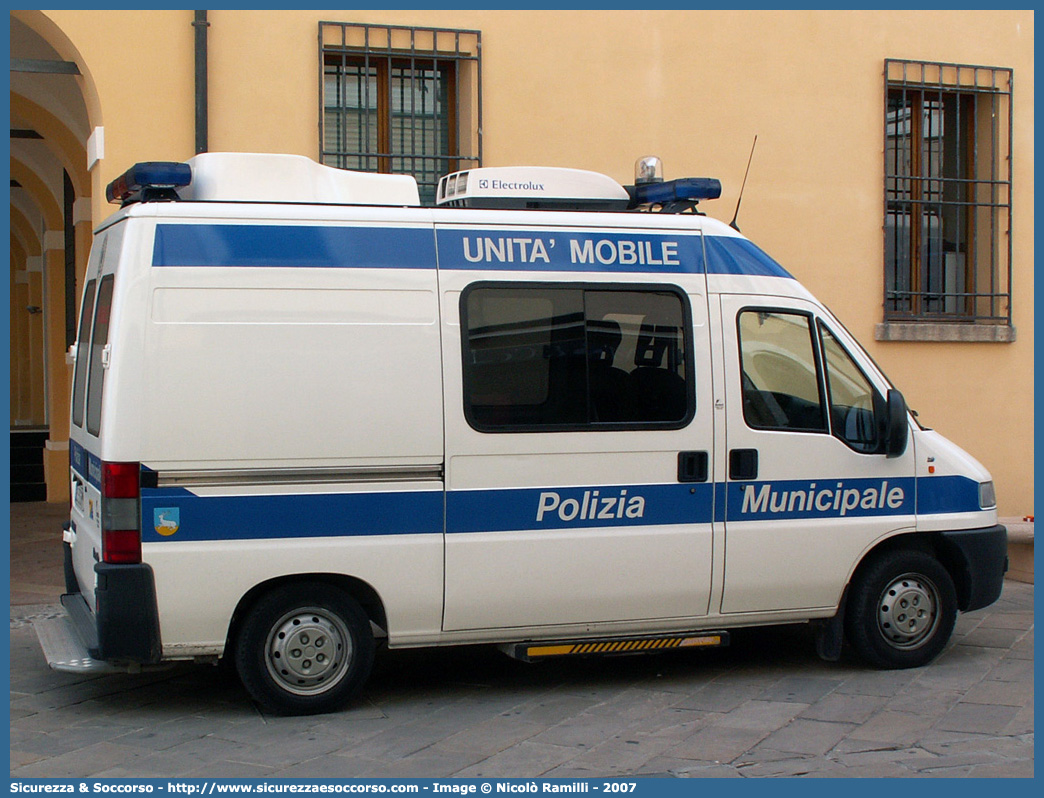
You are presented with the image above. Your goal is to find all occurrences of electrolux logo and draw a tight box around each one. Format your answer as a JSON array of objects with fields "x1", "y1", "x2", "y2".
[{"x1": 478, "y1": 179, "x2": 546, "y2": 192}]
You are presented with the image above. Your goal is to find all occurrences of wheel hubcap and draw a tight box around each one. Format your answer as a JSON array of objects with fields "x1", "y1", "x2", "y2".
[
  {"x1": 877, "y1": 573, "x2": 940, "y2": 650},
  {"x1": 266, "y1": 608, "x2": 351, "y2": 695}
]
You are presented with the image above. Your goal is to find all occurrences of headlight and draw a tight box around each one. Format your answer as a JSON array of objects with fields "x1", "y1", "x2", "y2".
[{"x1": 979, "y1": 481, "x2": 997, "y2": 509}]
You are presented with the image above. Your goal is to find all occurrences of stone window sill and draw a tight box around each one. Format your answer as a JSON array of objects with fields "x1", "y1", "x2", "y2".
[{"x1": 874, "y1": 322, "x2": 1016, "y2": 343}]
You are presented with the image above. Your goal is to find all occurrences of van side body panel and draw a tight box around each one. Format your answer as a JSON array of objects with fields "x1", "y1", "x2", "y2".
[{"x1": 62, "y1": 198, "x2": 1001, "y2": 662}]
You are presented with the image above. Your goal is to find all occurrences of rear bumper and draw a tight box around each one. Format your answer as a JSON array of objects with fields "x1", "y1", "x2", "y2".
[
  {"x1": 59, "y1": 541, "x2": 163, "y2": 664},
  {"x1": 939, "y1": 524, "x2": 1008, "y2": 612}
]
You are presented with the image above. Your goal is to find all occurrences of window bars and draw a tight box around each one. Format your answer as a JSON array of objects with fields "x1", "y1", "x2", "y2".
[
  {"x1": 320, "y1": 22, "x2": 482, "y2": 205},
  {"x1": 883, "y1": 59, "x2": 1013, "y2": 325}
]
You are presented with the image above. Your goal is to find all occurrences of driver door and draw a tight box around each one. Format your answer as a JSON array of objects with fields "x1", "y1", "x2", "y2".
[{"x1": 718, "y1": 294, "x2": 916, "y2": 614}]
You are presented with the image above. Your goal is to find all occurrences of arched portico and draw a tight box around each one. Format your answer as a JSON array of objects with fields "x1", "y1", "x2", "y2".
[{"x1": 10, "y1": 10, "x2": 96, "y2": 502}]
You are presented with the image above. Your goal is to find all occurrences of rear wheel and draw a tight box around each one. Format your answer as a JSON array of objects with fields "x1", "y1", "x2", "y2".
[
  {"x1": 235, "y1": 583, "x2": 374, "y2": 715},
  {"x1": 845, "y1": 550, "x2": 957, "y2": 669}
]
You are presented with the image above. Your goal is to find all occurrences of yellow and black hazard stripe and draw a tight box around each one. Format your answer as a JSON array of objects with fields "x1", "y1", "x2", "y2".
[{"x1": 508, "y1": 632, "x2": 728, "y2": 662}]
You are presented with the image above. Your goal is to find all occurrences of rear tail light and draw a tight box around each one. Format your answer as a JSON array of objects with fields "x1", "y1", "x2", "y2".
[
  {"x1": 103, "y1": 462, "x2": 140, "y2": 498},
  {"x1": 101, "y1": 462, "x2": 141, "y2": 564}
]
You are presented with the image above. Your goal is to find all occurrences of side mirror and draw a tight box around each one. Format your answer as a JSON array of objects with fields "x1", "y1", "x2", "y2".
[{"x1": 884, "y1": 389, "x2": 909, "y2": 458}]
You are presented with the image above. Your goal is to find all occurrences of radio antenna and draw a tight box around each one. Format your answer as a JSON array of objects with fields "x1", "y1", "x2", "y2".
[{"x1": 729, "y1": 135, "x2": 758, "y2": 232}]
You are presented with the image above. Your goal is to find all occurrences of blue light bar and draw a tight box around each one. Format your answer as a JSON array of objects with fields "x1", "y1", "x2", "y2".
[
  {"x1": 634, "y1": 177, "x2": 722, "y2": 206},
  {"x1": 106, "y1": 162, "x2": 192, "y2": 205}
]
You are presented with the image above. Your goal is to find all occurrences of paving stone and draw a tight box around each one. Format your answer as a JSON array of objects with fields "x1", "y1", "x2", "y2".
[
  {"x1": 634, "y1": 757, "x2": 744, "y2": 777},
  {"x1": 1001, "y1": 702, "x2": 1034, "y2": 736},
  {"x1": 11, "y1": 741, "x2": 149, "y2": 778},
  {"x1": 1008, "y1": 632, "x2": 1034, "y2": 659},
  {"x1": 434, "y1": 716, "x2": 544, "y2": 754},
  {"x1": 847, "y1": 709, "x2": 937, "y2": 745},
  {"x1": 533, "y1": 762, "x2": 606, "y2": 778},
  {"x1": 882, "y1": 686, "x2": 963, "y2": 717},
  {"x1": 452, "y1": 740, "x2": 580, "y2": 777},
  {"x1": 229, "y1": 730, "x2": 356, "y2": 769},
  {"x1": 899, "y1": 751, "x2": 1000, "y2": 773},
  {"x1": 797, "y1": 692, "x2": 884, "y2": 725},
  {"x1": 952, "y1": 614, "x2": 984, "y2": 637},
  {"x1": 757, "y1": 675, "x2": 842, "y2": 704},
  {"x1": 958, "y1": 626, "x2": 1030, "y2": 649},
  {"x1": 673, "y1": 682, "x2": 761, "y2": 713},
  {"x1": 834, "y1": 745, "x2": 931, "y2": 768},
  {"x1": 734, "y1": 755, "x2": 824, "y2": 777},
  {"x1": 499, "y1": 691, "x2": 603, "y2": 727},
  {"x1": 557, "y1": 733, "x2": 678, "y2": 775},
  {"x1": 821, "y1": 761, "x2": 934, "y2": 777},
  {"x1": 664, "y1": 725, "x2": 768, "y2": 763},
  {"x1": 918, "y1": 729, "x2": 1034, "y2": 760},
  {"x1": 182, "y1": 760, "x2": 281, "y2": 778},
  {"x1": 755, "y1": 718, "x2": 856, "y2": 756},
  {"x1": 109, "y1": 720, "x2": 220, "y2": 751},
  {"x1": 714, "y1": 699, "x2": 808, "y2": 731},
  {"x1": 960, "y1": 677, "x2": 1033, "y2": 707},
  {"x1": 833, "y1": 668, "x2": 918, "y2": 697},
  {"x1": 9, "y1": 748, "x2": 48, "y2": 769},
  {"x1": 273, "y1": 754, "x2": 386, "y2": 778},
  {"x1": 919, "y1": 765, "x2": 977, "y2": 777},
  {"x1": 934, "y1": 702, "x2": 1021, "y2": 735},
  {"x1": 578, "y1": 686, "x2": 685, "y2": 722},
  {"x1": 626, "y1": 707, "x2": 707, "y2": 741},
  {"x1": 978, "y1": 610, "x2": 1035, "y2": 630},
  {"x1": 913, "y1": 660, "x2": 1001, "y2": 692},
  {"x1": 968, "y1": 760, "x2": 1035, "y2": 777},
  {"x1": 23, "y1": 721, "x2": 158, "y2": 758},
  {"x1": 986, "y1": 656, "x2": 1034, "y2": 683},
  {"x1": 357, "y1": 745, "x2": 489, "y2": 778}
]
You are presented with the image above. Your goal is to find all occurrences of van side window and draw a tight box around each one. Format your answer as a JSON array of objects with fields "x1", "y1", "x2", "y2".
[
  {"x1": 85, "y1": 275, "x2": 115, "y2": 437},
  {"x1": 819, "y1": 324, "x2": 880, "y2": 453},
  {"x1": 737, "y1": 310, "x2": 827, "y2": 432},
  {"x1": 70, "y1": 279, "x2": 97, "y2": 429},
  {"x1": 462, "y1": 284, "x2": 693, "y2": 431}
]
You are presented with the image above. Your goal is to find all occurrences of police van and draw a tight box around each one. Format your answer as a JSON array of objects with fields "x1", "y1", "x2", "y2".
[{"x1": 35, "y1": 152, "x2": 1007, "y2": 715}]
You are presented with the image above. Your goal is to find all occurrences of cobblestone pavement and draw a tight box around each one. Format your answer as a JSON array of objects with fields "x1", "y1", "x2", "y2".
[
  {"x1": 9, "y1": 502, "x2": 1034, "y2": 778},
  {"x1": 10, "y1": 580, "x2": 1033, "y2": 779}
]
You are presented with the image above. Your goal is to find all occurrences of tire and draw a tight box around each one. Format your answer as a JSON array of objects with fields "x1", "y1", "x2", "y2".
[
  {"x1": 235, "y1": 583, "x2": 375, "y2": 715},
  {"x1": 845, "y1": 549, "x2": 957, "y2": 669}
]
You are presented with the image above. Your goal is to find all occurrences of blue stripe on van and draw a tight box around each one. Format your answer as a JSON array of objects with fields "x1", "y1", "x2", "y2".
[
  {"x1": 917, "y1": 475, "x2": 982, "y2": 515},
  {"x1": 69, "y1": 440, "x2": 102, "y2": 489},
  {"x1": 150, "y1": 224, "x2": 793, "y2": 278},
  {"x1": 435, "y1": 229, "x2": 706, "y2": 273},
  {"x1": 447, "y1": 483, "x2": 716, "y2": 533},
  {"x1": 704, "y1": 236, "x2": 792, "y2": 278},
  {"x1": 152, "y1": 224, "x2": 436, "y2": 269},
  {"x1": 725, "y1": 477, "x2": 915, "y2": 521},
  {"x1": 70, "y1": 439, "x2": 87, "y2": 479},
  {"x1": 137, "y1": 475, "x2": 982, "y2": 543},
  {"x1": 140, "y1": 487, "x2": 444, "y2": 543}
]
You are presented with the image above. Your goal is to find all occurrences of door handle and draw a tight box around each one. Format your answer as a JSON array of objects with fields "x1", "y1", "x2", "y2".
[
  {"x1": 729, "y1": 449, "x2": 759, "y2": 480},
  {"x1": 678, "y1": 451, "x2": 709, "y2": 483}
]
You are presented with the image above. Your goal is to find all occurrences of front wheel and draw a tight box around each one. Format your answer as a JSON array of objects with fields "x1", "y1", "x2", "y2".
[
  {"x1": 235, "y1": 583, "x2": 375, "y2": 715},
  {"x1": 845, "y1": 550, "x2": 957, "y2": 669}
]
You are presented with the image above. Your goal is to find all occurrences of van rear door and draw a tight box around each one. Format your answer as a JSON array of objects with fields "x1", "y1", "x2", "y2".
[{"x1": 69, "y1": 222, "x2": 125, "y2": 604}]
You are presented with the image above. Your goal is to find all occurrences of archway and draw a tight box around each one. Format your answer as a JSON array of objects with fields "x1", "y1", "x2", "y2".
[{"x1": 10, "y1": 11, "x2": 95, "y2": 502}]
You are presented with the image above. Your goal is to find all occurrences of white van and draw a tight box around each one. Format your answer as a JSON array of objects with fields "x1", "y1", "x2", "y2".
[{"x1": 36, "y1": 153, "x2": 1007, "y2": 715}]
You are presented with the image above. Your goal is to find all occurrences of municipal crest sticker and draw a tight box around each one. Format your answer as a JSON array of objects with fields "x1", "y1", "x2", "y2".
[{"x1": 154, "y1": 507, "x2": 180, "y2": 537}]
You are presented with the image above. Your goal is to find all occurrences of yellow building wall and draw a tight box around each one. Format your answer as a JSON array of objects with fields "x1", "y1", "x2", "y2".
[{"x1": 40, "y1": 9, "x2": 1034, "y2": 515}]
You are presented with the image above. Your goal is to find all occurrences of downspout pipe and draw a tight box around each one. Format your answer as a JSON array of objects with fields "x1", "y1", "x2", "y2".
[{"x1": 193, "y1": 10, "x2": 209, "y2": 154}]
